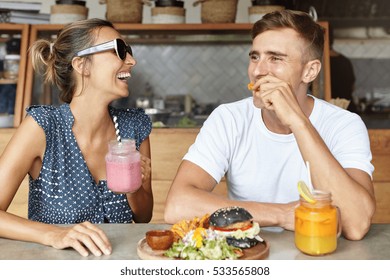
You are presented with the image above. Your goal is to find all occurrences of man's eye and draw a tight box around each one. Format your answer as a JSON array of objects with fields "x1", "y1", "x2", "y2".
[
  {"x1": 250, "y1": 54, "x2": 259, "y2": 61},
  {"x1": 270, "y1": 56, "x2": 282, "y2": 61}
]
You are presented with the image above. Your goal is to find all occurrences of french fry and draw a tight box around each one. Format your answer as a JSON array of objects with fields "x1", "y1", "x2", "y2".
[
  {"x1": 199, "y1": 214, "x2": 210, "y2": 228},
  {"x1": 170, "y1": 214, "x2": 210, "y2": 241}
]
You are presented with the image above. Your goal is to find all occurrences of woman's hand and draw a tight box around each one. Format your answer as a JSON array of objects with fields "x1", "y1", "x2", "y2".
[
  {"x1": 127, "y1": 138, "x2": 153, "y2": 223},
  {"x1": 47, "y1": 221, "x2": 112, "y2": 257},
  {"x1": 140, "y1": 154, "x2": 151, "y2": 185}
]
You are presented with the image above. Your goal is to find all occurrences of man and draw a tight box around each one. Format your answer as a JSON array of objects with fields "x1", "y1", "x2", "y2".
[
  {"x1": 328, "y1": 25, "x2": 357, "y2": 112},
  {"x1": 164, "y1": 10, "x2": 375, "y2": 240}
]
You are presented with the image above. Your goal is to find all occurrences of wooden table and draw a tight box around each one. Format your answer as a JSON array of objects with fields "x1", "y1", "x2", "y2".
[{"x1": 0, "y1": 223, "x2": 389, "y2": 260}]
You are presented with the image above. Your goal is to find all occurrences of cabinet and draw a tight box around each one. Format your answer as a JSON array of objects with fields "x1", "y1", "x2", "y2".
[
  {"x1": 22, "y1": 22, "x2": 331, "y2": 115},
  {"x1": 0, "y1": 23, "x2": 29, "y2": 127},
  {"x1": 368, "y1": 129, "x2": 390, "y2": 223}
]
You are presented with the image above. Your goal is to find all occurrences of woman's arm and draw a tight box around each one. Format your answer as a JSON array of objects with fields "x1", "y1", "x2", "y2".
[{"x1": 0, "y1": 116, "x2": 112, "y2": 256}]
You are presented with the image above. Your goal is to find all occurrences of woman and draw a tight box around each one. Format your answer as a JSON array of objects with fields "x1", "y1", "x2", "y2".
[{"x1": 0, "y1": 18, "x2": 153, "y2": 257}]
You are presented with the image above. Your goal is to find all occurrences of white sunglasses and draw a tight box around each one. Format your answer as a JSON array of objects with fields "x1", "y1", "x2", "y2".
[{"x1": 75, "y1": 38, "x2": 133, "y2": 60}]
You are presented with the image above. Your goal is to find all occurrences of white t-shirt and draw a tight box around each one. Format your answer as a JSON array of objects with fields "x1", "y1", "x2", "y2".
[{"x1": 183, "y1": 96, "x2": 374, "y2": 203}]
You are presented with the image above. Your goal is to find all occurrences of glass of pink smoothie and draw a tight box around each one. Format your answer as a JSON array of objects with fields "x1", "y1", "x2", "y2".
[{"x1": 105, "y1": 139, "x2": 142, "y2": 193}]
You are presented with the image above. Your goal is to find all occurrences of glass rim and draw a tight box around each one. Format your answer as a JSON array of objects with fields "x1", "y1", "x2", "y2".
[
  {"x1": 108, "y1": 138, "x2": 135, "y2": 145},
  {"x1": 300, "y1": 189, "x2": 332, "y2": 203}
]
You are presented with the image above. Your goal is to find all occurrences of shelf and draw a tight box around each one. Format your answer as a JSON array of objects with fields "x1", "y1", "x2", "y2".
[
  {"x1": 30, "y1": 23, "x2": 254, "y2": 32},
  {"x1": 0, "y1": 78, "x2": 17, "y2": 84},
  {"x1": 0, "y1": 23, "x2": 29, "y2": 128},
  {"x1": 113, "y1": 24, "x2": 252, "y2": 44},
  {"x1": 29, "y1": 23, "x2": 254, "y2": 45},
  {"x1": 320, "y1": 17, "x2": 390, "y2": 28}
]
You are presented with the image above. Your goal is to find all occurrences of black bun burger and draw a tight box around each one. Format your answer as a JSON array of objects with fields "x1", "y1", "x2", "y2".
[{"x1": 209, "y1": 206, "x2": 263, "y2": 249}]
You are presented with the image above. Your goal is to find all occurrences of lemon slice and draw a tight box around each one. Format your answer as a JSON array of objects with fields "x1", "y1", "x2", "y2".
[{"x1": 297, "y1": 181, "x2": 316, "y2": 204}]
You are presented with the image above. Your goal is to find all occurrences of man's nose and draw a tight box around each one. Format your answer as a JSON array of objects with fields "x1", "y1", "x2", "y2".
[{"x1": 253, "y1": 59, "x2": 269, "y2": 77}]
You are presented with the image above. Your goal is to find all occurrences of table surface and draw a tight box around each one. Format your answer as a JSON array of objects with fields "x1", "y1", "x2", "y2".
[{"x1": 1, "y1": 223, "x2": 389, "y2": 260}]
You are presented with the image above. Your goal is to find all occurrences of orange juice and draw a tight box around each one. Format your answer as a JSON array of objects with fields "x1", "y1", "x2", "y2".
[{"x1": 295, "y1": 190, "x2": 338, "y2": 256}]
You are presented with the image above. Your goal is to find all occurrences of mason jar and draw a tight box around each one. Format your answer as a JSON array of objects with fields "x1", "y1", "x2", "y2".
[
  {"x1": 105, "y1": 139, "x2": 142, "y2": 193},
  {"x1": 295, "y1": 190, "x2": 339, "y2": 256},
  {"x1": 3, "y1": 54, "x2": 20, "y2": 79}
]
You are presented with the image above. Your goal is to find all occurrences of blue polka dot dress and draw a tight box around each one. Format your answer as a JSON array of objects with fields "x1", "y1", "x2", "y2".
[{"x1": 25, "y1": 104, "x2": 152, "y2": 224}]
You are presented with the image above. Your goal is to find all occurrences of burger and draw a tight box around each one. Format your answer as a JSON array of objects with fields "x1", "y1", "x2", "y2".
[{"x1": 209, "y1": 206, "x2": 263, "y2": 249}]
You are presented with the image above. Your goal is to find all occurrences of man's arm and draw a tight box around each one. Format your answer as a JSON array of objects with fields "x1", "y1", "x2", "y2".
[
  {"x1": 164, "y1": 160, "x2": 299, "y2": 230},
  {"x1": 292, "y1": 119, "x2": 375, "y2": 240}
]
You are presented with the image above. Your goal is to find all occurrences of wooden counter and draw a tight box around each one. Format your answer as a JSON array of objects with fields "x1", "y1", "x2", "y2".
[
  {"x1": 367, "y1": 129, "x2": 390, "y2": 223},
  {"x1": 1, "y1": 128, "x2": 389, "y2": 223},
  {"x1": 149, "y1": 128, "x2": 227, "y2": 223}
]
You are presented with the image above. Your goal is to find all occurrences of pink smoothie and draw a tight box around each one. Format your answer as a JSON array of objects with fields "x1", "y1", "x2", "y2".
[{"x1": 106, "y1": 160, "x2": 142, "y2": 193}]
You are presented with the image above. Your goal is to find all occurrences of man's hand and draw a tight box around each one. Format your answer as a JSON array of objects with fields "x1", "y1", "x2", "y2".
[
  {"x1": 251, "y1": 75, "x2": 307, "y2": 128},
  {"x1": 279, "y1": 201, "x2": 300, "y2": 231}
]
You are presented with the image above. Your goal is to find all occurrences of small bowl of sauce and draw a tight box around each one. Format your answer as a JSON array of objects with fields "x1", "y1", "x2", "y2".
[{"x1": 146, "y1": 230, "x2": 174, "y2": 250}]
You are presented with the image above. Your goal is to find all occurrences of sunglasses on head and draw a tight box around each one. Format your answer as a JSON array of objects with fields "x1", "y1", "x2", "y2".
[{"x1": 75, "y1": 38, "x2": 133, "y2": 61}]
